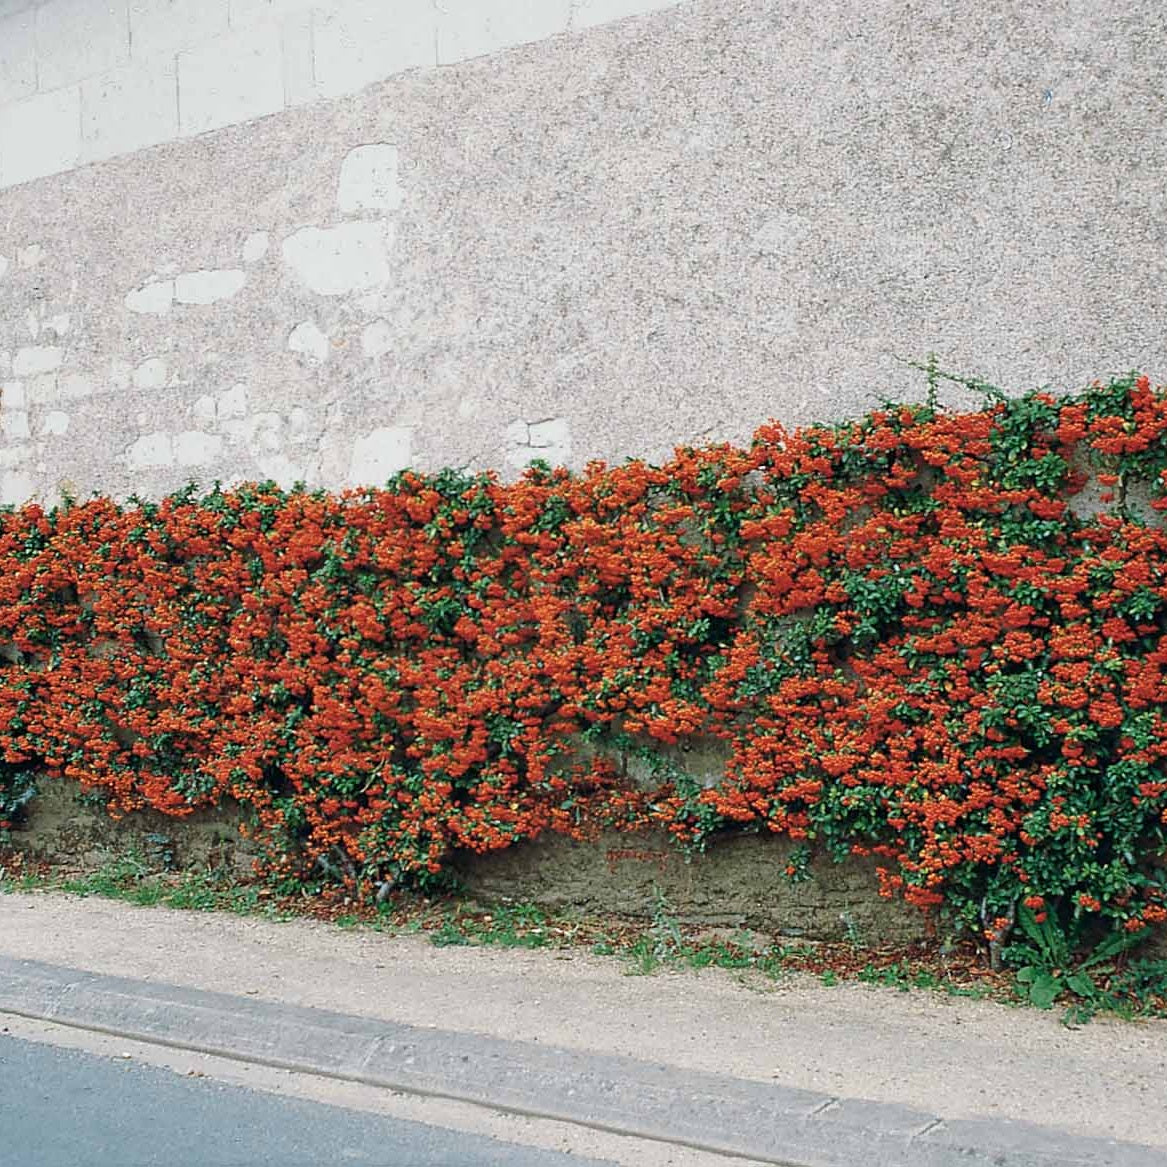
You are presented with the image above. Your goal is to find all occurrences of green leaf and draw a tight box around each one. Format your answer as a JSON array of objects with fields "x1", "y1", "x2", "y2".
[{"x1": 1028, "y1": 974, "x2": 1061, "y2": 1009}]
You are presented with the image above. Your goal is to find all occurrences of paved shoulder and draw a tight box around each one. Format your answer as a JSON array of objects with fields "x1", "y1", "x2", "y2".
[{"x1": 2, "y1": 955, "x2": 1162, "y2": 1167}]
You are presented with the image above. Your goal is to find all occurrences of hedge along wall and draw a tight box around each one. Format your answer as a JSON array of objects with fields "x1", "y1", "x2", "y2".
[{"x1": 3, "y1": 374, "x2": 1167, "y2": 952}]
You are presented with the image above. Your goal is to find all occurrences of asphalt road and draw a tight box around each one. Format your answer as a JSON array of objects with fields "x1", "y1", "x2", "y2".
[{"x1": 0, "y1": 1034, "x2": 610, "y2": 1167}]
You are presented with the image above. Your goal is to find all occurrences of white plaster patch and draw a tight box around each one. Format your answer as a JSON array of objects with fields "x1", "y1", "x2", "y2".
[
  {"x1": 338, "y1": 144, "x2": 403, "y2": 214},
  {"x1": 505, "y1": 419, "x2": 529, "y2": 446},
  {"x1": 2, "y1": 382, "x2": 26, "y2": 409},
  {"x1": 288, "y1": 320, "x2": 330, "y2": 363},
  {"x1": 1, "y1": 412, "x2": 30, "y2": 440},
  {"x1": 254, "y1": 453, "x2": 302, "y2": 488},
  {"x1": 287, "y1": 407, "x2": 310, "y2": 442},
  {"x1": 57, "y1": 374, "x2": 95, "y2": 401},
  {"x1": 133, "y1": 358, "x2": 169, "y2": 390},
  {"x1": 530, "y1": 416, "x2": 572, "y2": 454},
  {"x1": 247, "y1": 412, "x2": 284, "y2": 456},
  {"x1": 0, "y1": 446, "x2": 31, "y2": 469},
  {"x1": 25, "y1": 309, "x2": 39, "y2": 341},
  {"x1": 12, "y1": 347, "x2": 63, "y2": 377},
  {"x1": 45, "y1": 314, "x2": 72, "y2": 338},
  {"x1": 25, "y1": 376, "x2": 59, "y2": 406},
  {"x1": 242, "y1": 231, "x2": 270, "y2": 264},
  {"x1": 0, "y1": 471, "x2": 35, "y2": 507},
  {"x1": 361, "y1": 319, "x2": 393, "y2": 359},
  {"x1": 125, "y1": 432, "x2": 174, "y2": 469},
  {"x1": 125, "y1": 280, "x2": 175, "y2": 316},
  {"x1": 39, "y1": 411, "x2": 70, "y2": 437},
  {"x1": 0, "y1": 256, "x2": 8, "y2": 281},
  {"x1": 17, "y1": 244, "x2": 43, "y2": 269},
  {"x1": 174, "y1": 431, "x2": 224, "y2": 467},
  {"x1": 281, "y1": 222, "x2": 396, "y2": 296},
  {"x1": 349, "y1": 426, "x2": 412, "y2": 486},
  {"x1": 174, "y1": 269, "x2": 247, "y2": 306},
  {"x1": 218, "y1": 384, "x2": 249, "y2": 419},
  {"x1": 193, "y1": 394, "x2": 217, "y2": 424}
]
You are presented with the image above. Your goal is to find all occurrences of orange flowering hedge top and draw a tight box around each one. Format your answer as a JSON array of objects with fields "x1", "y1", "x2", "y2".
[{"x1": 2, "y1": 374, "x2": 1167, "y2": 947}]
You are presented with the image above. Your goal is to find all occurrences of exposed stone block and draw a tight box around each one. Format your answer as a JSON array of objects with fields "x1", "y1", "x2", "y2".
[
  {"x1": 174, "y1": 430, "x2": 224, "y2": 466},
  {"x1": 349, "y1": 425, "x2": 411, "y2": 486},
  {"x1": 38, "y1": 410, "x2": 69, "y2": 437},
  {"x1": 125, "y1": 431, "x2": 174, "y2": 469},
  {"x1": 227, "y1": 0, "x2": 311, "y2": 25},
  {"x1": 128, "y1": 0, "x2": 229, "y2": 60},
  {"x1": 0, "y1": 86, "x2": 82, "y2": 187},
  {"x1": 1, "y1": 410, "x2": 30, "y2": 440},
  {"x1": 0, "y1": 9, "x2": 35, "y2": 105},
  {"x1": 436, "y1": 0, "x2": 571, "y2": 65},
  {"x1": 35, "y1": 0, "x2": 131, "y2": 91},
  {"x1": 132, "y1": 358, "x2": 169, "y2": 390},
  {"x1": 124, "y1": 280, "x2": 175, "y2": 316},
  {"x1": 288, "y1": 319, "x2": 330, "y2": 362},
  {"x1": 217, "y1": 383, "x2": 248, "y2": 419},
  {"x1": 177, "y1": 22, "x2": 284, "y2": 136},
  {"x1": 507, "y1": 416, "x2": 572, "y2": 469},
  {"x1": 0, "y1": 468, "x2": 35, "y2": 506},
  {"x1": 281, "y1": 221, "x2": 395, "y2": 296},
  {"x1": 174, "y1": 269, "x2": 247, "y2": 305},
  {"x1": 361, "y1": 319, "x2": 392, "y2": 358},
  {"x1": 12, "y1": 347, "x2": 63, "y2": 377},
  {"x1": 81, "y1": 57, "x2": 180, "y2": 164},
  {"x1": 241, "y1": 231, "x2": 270, "y2": 264},
  {"x1": 312, "y1": 0, "x2": 436, "y2": 100},
  {"x1": 571, "y1": 0, "x2": 682, "y2": 30}
]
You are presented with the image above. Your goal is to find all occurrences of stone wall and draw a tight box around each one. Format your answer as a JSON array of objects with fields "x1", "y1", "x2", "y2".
[
  {"x1": 457, "y1": 829, "x2": 931, "y2": 945},
  {"x1": 11, "y1": 778, "x2": 1167, "y2": 956},
  {"x1": 0, "y1": 0, "x2": 1165, "y2": 506},
  {"x1": 9, "y1": 775, "x2": 929, "y2": 943},
  {"x1": 9, "y1": 775, "x2": 258, "y2": 875}
]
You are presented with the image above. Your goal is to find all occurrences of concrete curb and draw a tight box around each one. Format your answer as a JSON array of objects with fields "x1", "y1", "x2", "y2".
[{"x1": 0, "y1": 955, "x2": 1161, "y2": 1167}]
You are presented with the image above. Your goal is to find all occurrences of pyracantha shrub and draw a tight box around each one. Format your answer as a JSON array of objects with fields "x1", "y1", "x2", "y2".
[{"x1": 2, "y1": 374, "x2": 1166, "y2": 955}]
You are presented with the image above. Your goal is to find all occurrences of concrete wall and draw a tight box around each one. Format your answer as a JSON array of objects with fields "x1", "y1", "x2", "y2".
[{"x1": 1, "y1": 0, "x2": 1165, "y2": 504}]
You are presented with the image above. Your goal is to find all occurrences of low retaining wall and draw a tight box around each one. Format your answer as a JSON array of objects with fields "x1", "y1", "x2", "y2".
[
  {"x1": 9, "y1": 777, "x2": 1165, "y2": 958},
  {"x1": 9, "y1": 777, "x2": 926, "y2": 943},
  {"x1": 456, "y1": 829, "x2": 930, "y2": 945},
  {"x1": 8, "y1": 776, "x2": 258, "y2": 877}
]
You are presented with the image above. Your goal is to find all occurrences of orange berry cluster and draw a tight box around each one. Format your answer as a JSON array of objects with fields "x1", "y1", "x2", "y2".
[{"x1": 1, "y1": 374, "x2": 1166, "y2": 946}]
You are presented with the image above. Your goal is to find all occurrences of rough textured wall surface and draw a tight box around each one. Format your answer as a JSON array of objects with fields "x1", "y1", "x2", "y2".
[
  {"x1": 12, "y1": 787, "x2": 1167, "y2": 953},
  {"x1": 456, "y1": 829, "x2": 933, "y2": 944},
  {"x1": 0, "y1": 0, "x2": 1165, "y2": 505},
  {"x1": 0, "y1": 0, "x2": 684, "y2": 187},
  {"x1": 12, "y1": 776, "x2": 259, "y2": 876}
]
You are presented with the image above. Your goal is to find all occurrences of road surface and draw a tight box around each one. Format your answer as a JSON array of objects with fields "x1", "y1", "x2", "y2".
[{"x1": 1, "y1": 1033, "x2": 608, "y2": 1167}]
